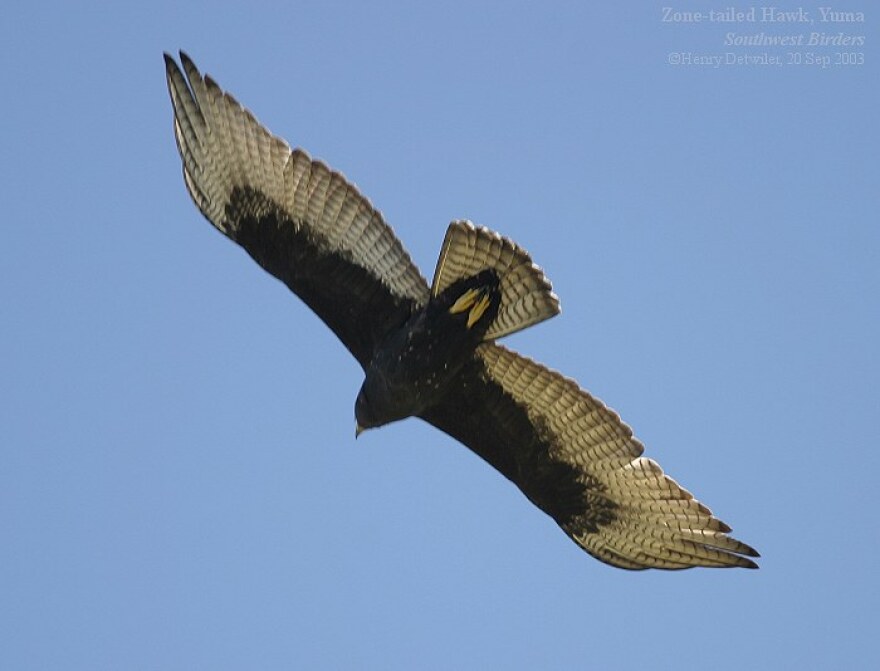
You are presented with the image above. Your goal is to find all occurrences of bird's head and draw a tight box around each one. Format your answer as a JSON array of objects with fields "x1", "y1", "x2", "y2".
[
  {"x1": 355, "y1": 368, "x2": 392, "y2": 437},
  {"x1": 354, "y1": 368, "x2": 413, "y2": 438},
  {"x1": 354, "y1": 386, "x2": 379, "y2": 438}
]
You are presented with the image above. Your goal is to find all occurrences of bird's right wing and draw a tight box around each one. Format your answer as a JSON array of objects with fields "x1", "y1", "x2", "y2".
[
  {"x1": 165, "y1": 53, "x2": 430, "y2": 368},
  {"x1": 420, "y1": 343, "x2": 759, "y2": 570}
]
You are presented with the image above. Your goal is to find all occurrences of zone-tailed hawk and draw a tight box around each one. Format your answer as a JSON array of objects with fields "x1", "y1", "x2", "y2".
[{"x1": 165, "y1": 52, "x2": 758, "y2": 570}]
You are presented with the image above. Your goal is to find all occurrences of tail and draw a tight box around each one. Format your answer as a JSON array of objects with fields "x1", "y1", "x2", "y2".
[{"x1": 430, "y1": 221, "x2": 560, "y2": 341}]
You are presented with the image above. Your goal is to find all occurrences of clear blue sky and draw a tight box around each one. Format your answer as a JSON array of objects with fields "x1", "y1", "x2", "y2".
[{"x1": 2, "y1": 2, "x2": 877, "y2": 669}]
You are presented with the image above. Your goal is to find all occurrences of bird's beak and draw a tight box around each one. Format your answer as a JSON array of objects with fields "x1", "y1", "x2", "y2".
[{"x1": 355, "y1": 422, "x2": 365, "y2": 439}]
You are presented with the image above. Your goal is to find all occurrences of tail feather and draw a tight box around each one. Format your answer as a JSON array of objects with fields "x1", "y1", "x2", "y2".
[{"x1": 431, "y1": 221, "x2": 560, "y2": 340}]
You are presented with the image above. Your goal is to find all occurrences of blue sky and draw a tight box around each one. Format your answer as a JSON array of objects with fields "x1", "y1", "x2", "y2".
[{"x1": 2, "y1": 1, "x2": 877, "y2": 669}]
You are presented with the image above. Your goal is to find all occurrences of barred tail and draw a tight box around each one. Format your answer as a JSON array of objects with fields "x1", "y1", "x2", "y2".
[{"x1": 431, "y1": 221, "x2": 560, "y2": 341}]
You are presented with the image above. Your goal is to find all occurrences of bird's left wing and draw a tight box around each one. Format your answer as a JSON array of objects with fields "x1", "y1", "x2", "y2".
[
  {"x1": 420, "y1": 343, "x2": 759, "y2": 570},
  {"x1": 165, "y1": 53, "x2": 430, "y2": 367}
]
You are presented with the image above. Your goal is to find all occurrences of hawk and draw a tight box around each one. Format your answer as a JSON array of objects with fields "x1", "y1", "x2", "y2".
[{"x1": 165, "y1": 52, "x2": 758, "y2": 569}]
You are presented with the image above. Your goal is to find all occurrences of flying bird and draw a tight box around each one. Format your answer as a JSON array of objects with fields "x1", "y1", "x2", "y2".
[{"x1": 165, "y1": 52, "x2": 758, "y2": 570}]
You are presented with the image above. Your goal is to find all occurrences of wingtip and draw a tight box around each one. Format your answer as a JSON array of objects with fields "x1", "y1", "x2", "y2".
[
  {"x1": 163, "y1": 50, "x2": 193, "y2": 68},
  {"x1": 163, "y1": 52, "x2": 198, "y2": 88},
  {"x1": 177, "y1": 51, "x2": 203, "y2": 87},
  {"x1": 179, "y1": 50, "x2": 195, "y2": 70},
  {"x1": 729, "y1": 535, "x2": 761, "y2": 559},
  {"x1": 163, "y1": 51, "x2": 179, "y2": 75}
]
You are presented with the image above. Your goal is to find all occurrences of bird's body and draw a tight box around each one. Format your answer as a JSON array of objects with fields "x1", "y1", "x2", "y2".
[
  {"x1": 165, "y1": 52, "x2": 759, "y2": 570},
  {"x1": 357, "y1": 270, "x2": 501, "y2": 430}
]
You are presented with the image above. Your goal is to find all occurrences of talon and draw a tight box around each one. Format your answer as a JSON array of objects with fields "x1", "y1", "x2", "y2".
[
  {"x1": 449, "y1": 288, "x2": 479, "y2": 314},
  {"x1": 467, "y1": 295, "x2": 491, "y2": 328}
]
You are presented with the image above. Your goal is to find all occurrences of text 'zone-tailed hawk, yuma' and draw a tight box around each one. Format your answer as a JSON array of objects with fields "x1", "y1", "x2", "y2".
[{"x1": 165, "y1": 52, "x2": 758, "y2": 570}]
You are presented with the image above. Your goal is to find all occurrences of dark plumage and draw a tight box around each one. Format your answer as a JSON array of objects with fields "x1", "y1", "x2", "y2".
[
  {"x1": 165, "y1": 52, "x2": 759, "y2": 570},
  {"x1": 356, "y1": 269, "x2": 502, "y2": 431}
]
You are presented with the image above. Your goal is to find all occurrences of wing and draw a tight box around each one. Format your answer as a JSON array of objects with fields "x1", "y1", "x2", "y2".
[
  {"x1": 164, "y1": 52, "x2": 430, "y2": 367},
  {"x1": 420, "y1": 343, "x2": 759, "y2": 570}
]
